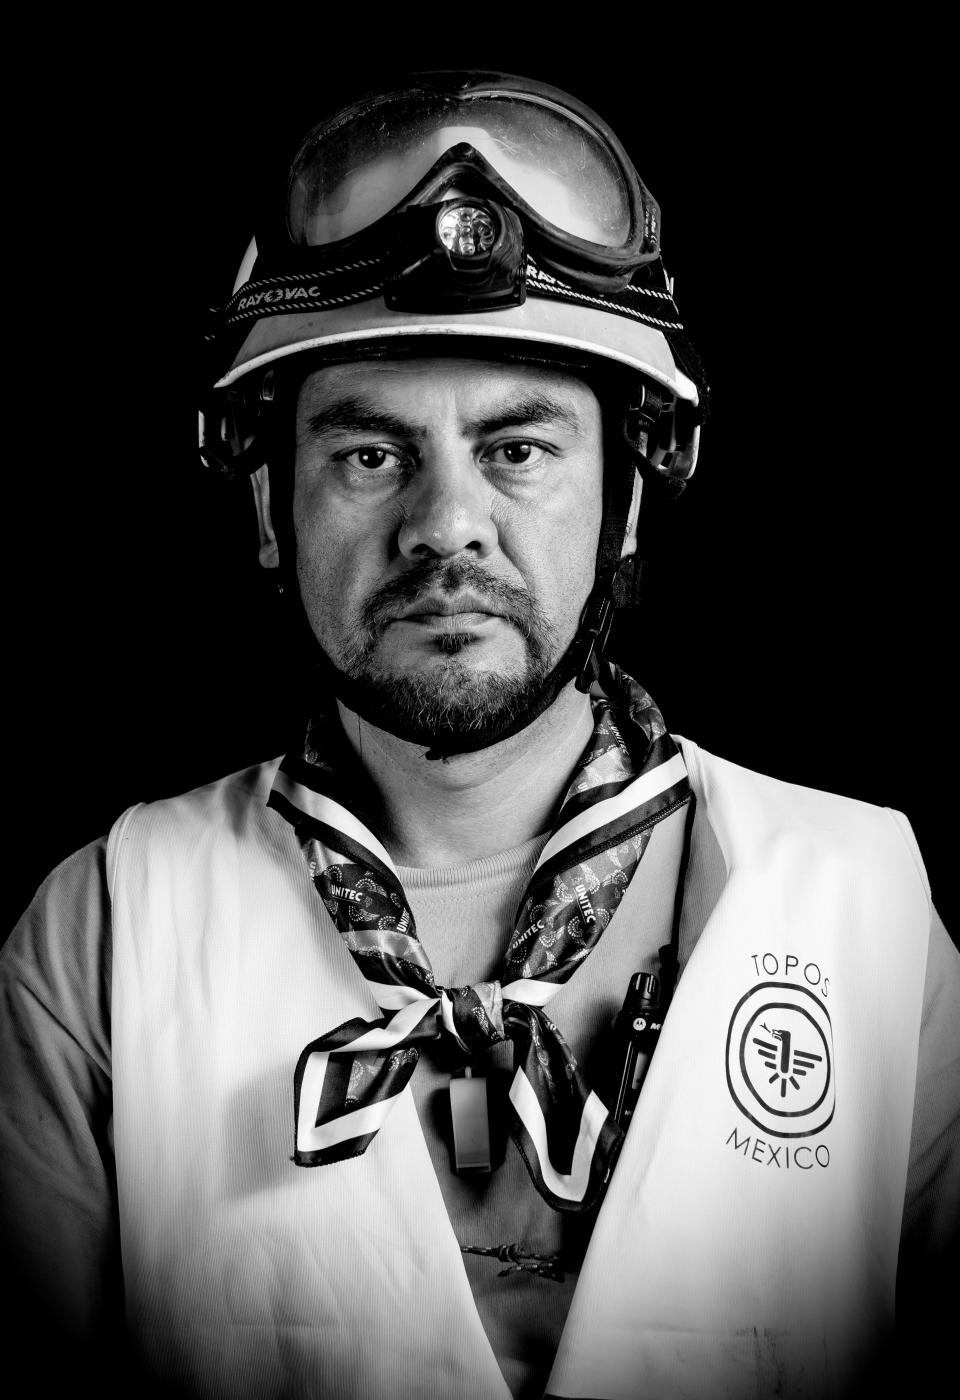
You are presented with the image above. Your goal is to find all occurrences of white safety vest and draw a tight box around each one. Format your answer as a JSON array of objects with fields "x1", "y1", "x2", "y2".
[{"x1": 109, "y1": 739, "x2": 930, "y2": 1399}]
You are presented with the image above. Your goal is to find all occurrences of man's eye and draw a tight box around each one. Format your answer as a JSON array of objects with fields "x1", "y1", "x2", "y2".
[
  {"x1": 341, "y1": 446, "x2": 406, "y2": 471},
  {"x1": 486, "y1": 441, "x2": 546, "y2": 467},
  {"x1": 337, "y1": 445, "x2": 408, "y2": 473}
]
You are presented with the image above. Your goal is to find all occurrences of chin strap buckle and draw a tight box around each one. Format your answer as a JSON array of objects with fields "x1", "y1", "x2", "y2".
[{"x1": 574, "y1": 574, "x2": 618, "y2": 693}]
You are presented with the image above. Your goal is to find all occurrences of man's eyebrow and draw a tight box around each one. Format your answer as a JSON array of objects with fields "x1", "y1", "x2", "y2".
[
  {"x1": 303, "y1": 397, "x2": 414, "y2": 440},
  {"x1": 462, "y1": 394, "x2": 586, "y2": 438},
  {"x1": 302, "y1": 391, "x2": 586, "y2": 441}
]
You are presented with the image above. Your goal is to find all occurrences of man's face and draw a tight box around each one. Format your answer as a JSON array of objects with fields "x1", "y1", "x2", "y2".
[{"x1": 289, "y1": 355, "x2": 604, "y2": 738}]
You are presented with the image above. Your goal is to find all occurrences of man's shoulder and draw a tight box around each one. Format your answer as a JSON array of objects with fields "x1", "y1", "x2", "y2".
[
  {"x1": 678, "y1": 736, "x2": 930, "y2": 896},
  {"x1": 680, "y1": 734, "x2": 899, "y2": 821},
  {"x1": 108, "y1": 757, "x2": 285, "y2": 859}
]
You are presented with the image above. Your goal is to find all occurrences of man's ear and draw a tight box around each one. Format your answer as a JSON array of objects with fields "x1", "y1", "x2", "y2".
[
  {"x1": 620, "y1": 471, "x2": 644, "y2": 561},
  {"x1": 251, "y1": 465, "x2": 280, "y2": 570}
]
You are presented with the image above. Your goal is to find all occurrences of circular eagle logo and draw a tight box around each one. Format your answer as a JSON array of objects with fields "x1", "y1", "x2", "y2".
[{"x1": 725, "y1": 982, "x2": 834, "y2": 1138}]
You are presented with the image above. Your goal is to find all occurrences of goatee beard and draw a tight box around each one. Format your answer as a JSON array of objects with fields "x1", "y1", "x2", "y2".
[{"x1": 334, "y1": 559, "x2": 560, "y2": 739}]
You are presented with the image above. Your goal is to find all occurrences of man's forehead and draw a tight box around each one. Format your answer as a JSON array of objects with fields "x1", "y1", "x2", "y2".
[{"x1": 295, "y1": 354, "x2": 601, "y2": 428}]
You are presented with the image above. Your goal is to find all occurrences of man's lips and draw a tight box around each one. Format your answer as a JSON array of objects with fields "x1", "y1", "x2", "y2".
[
  {"x1": 394, "y1": 593, "x2": 505, "y2": 624},
  {"x1": 383, "y1": 593, "x2": 510, "y2": 635},
  {"x1": 395, "y1": 612, "x2": 499, "y2": 633}
]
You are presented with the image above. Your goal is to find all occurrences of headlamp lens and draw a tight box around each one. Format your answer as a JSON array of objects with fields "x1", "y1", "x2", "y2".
[
  {"x1": 288, "y1": 88, "x2": 634, "y2": 250},
  {"x1": 437, "y1": 204, "x2": 498, "y2": 256}
]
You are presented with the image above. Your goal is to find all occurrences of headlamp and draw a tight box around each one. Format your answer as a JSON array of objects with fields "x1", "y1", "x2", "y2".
[{"x1": 386, "y1": 195, "x2": 526, "y2": 313}]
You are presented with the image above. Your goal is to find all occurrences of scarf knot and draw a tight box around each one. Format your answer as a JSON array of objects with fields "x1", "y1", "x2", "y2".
[{"x1": 443, "y1": 981, "x2": 506, "y2": 1055}]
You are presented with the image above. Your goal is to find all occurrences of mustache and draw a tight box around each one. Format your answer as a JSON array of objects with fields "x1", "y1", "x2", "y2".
[{"x1": 359, "y1": 560, "x2": 542, "y2": 638}]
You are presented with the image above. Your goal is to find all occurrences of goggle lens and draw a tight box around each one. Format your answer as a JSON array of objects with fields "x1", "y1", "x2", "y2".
[{"x1": 288, "y1": 89, "x2": 634, "y2": 249}]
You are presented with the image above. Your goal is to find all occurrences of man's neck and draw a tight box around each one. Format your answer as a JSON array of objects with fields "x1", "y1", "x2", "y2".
[{"x1": 337, "y1": 683, "x2": 596, "y2": 867}]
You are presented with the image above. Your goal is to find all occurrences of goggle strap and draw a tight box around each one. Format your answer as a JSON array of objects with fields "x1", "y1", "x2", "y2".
[
  {"x1": 212, "y1": 259, "x2": 684, "y2": 356},
  {"x1": 526, "y1": 267, "x2": 683, "y2": 333}
]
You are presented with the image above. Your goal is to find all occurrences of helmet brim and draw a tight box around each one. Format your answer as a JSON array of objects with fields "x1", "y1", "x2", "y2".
[{"x1": 215, "y1": 294, "x2": 698, "y2": 406}]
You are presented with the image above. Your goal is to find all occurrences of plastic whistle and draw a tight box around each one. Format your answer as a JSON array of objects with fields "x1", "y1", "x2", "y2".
[{"x1": 449, "y1": 1066, "x2": 492, "y2": 1173}]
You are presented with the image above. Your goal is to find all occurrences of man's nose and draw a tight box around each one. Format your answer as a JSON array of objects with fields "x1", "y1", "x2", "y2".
[{"x1": 397, "y1": 455, "x2": 499, "y2": 561}]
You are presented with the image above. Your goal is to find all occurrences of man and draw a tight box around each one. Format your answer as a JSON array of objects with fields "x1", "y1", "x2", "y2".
[{"x1": 2, "y1": 71, "x2": 957, "y2": 1400}]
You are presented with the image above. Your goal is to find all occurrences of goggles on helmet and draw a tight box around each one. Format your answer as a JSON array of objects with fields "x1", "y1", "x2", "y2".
[{"x1": 283, "y1": 74, "x2": 661, "y2": 288}]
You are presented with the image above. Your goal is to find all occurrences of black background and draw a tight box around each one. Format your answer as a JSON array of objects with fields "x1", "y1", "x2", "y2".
[{"x1": 6, "y1": 26, "x2": 954, "y2": 943}]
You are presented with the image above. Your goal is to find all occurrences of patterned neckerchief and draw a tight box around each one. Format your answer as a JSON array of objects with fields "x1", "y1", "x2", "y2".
[{"x1": 267, "y1": 664, "x2": 690, "y2": 1212}]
